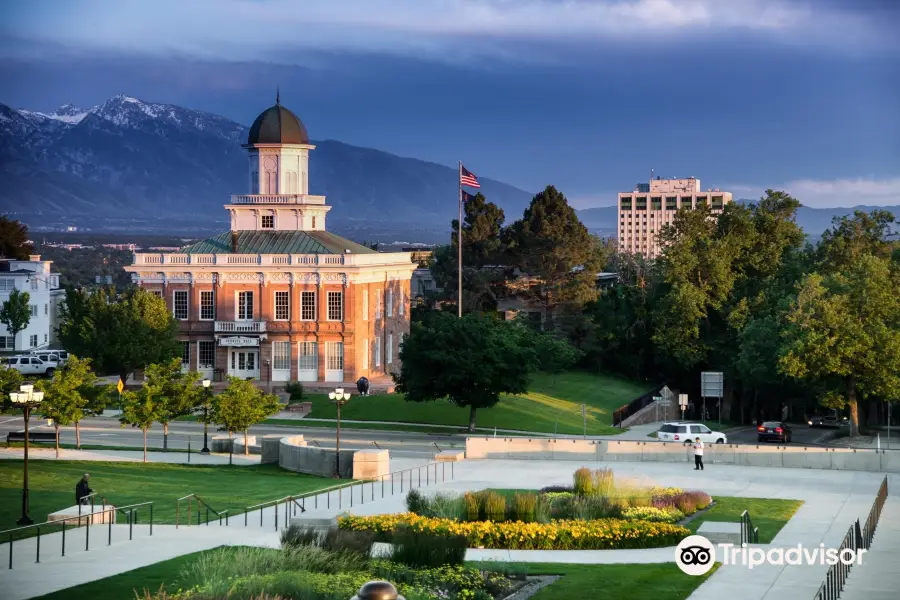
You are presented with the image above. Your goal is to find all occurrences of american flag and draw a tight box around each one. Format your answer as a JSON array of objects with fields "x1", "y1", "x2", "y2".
[
  {"x1": 460, "y1": 165, "x2": 480, "y2": 188},
  {"x1": 462, "y1": 190, "x2": 476, "y2": 203}
]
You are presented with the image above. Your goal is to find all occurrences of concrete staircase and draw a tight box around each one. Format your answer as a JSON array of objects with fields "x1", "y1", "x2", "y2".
[{"x1": 840, "y1": 495, "x2": 900, "y2": 600}]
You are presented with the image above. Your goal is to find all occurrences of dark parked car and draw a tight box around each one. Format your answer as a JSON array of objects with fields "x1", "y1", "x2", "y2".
[
  {"x1": 808, "y1": 414, "x2": 847, "y2": 428},
  {"x1": 757, "y1": 421, "x2": 792, "y2": 443}
]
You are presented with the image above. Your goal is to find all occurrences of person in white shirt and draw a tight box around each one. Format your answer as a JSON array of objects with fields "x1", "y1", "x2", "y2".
[{"x1": 693, "y1": 438, "x2": 704, "y2": 471}]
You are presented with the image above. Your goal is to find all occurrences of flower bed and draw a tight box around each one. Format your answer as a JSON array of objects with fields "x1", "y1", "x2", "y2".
[{"x1": 338, "y1": 513, "x2": 690, "y2": 550}]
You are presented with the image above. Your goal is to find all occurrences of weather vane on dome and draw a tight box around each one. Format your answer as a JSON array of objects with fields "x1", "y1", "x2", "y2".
[{"x1": 276, "y1": 86, "x2": 280, "y2": 105}]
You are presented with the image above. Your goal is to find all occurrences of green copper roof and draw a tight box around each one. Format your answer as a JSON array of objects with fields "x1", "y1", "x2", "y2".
[{"x1": 178, "y1": 231, "x2": 377, "y2": 255}]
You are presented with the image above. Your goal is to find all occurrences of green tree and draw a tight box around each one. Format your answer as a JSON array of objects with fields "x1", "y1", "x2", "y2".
[
  {"x1": 778, "y1": 254, "x2": 900, "y2": 436},
  {"x1": 210, "y1": 377, "x2": 281, "y2": 463},
  {"x1": 506, "y1": 186, "x2": 602, "y2": 328},
  {"x1": 120, "y1": 386, "x2": 164, "y2": 462},
  {"x1": 144, "y1": 358, "x2": 202, "y2": 451},
  {"x1": 393, "y1": 312, "x2": 538, "y2": 431},
  {"x1": 0, "y1": 289, "x2": 31, "y2": 352},
  {"x1": 58, "y1": 287, "x2": 180, "y2": 383},
  {"x1": 36, "y1": 357, "x2": 97, "y2": 457},
  {"x1": 817, "y1": 209, "x2": 895, "y2": 271},
  {"x1": 0, "y1": 365, "x2": 24, "y2": 413},
  {"x1": 0, "y1": 216, "x2": 33, "y2": 260},
  {"x1": 531, "y1": 329, "x2": 582, "y2": 383}
]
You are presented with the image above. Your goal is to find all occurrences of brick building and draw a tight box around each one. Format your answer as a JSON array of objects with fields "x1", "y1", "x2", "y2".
[{"x1": 124, "y1": 96, "x2": 415, "y2": 387}]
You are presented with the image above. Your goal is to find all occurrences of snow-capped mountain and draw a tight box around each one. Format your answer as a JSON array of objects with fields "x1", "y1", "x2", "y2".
[{"x1": 0, "y1": 94, "x2": 532, "y2": 224}]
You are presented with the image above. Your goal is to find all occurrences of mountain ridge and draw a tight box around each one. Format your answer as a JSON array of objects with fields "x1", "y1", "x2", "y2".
[{"x1": 0, "y1": 94, "x2": 534, "y2": 226}]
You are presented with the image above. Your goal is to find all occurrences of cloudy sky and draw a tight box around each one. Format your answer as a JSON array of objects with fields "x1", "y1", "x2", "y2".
[{"x1": 1, "y1": 0, "x2": 898, "y2": 208}]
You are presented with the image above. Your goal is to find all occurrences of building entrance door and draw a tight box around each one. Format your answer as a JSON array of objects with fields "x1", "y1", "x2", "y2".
[{"x1": 229, "y1": 350, "x2": 260, "y2": 380}]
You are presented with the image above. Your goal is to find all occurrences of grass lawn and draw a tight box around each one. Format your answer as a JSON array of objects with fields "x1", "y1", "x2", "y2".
[
  {"x1": 305, "y1": 371, "x2": 654, "y2": 435},
  {"x1": 32, "y1": 549, "x2": 717, "y2": 600},
  {"x1": 688, "y1": 497, "x2": 804, "y2": 543},
  {"x1": 522, "y1": 562, "x2": 718, "y2": 600},
  {"x1": 0, "y1": 460, "x2": 335, "y2": 533}
]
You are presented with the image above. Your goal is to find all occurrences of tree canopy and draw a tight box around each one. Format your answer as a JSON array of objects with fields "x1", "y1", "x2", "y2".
[
  {"x1": 0, "y1": 216, "x2": 33, "y2": 260},
  {"x1": 209, "y1": 377, "x2": 281, "y2": 460},
  {"x1": 0, "y1": 289, "x2": 31, "y2": 352},
  {"x1": 36, "y1": 357, "x2": 97, "y2": 457},
  {"x1": 393, "y1": 312, "x2": 539, "y2": 431},
  {"x1": 143, "y1": 358, "x2": 202, "y2": 450},
  {"x1": 58, "y1": 287, "x2": 180, "y2": 382}
]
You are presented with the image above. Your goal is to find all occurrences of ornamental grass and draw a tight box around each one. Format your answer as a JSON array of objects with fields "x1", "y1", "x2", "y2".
[{"x1": 338, "y1": 513, "x2": 689, "y2": 550}]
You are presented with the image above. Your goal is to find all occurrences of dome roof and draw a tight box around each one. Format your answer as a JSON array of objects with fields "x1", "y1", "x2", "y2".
[{"x1": 246, "y1": 95, "x2": 309, "y2": 145}]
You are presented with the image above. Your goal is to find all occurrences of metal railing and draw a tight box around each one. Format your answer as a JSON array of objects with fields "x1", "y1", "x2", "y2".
[
  {"x1": 176, "y1": 494, "x2": 229, "y2": 528},
  {"x1": 226, "y1": 461, "x2": 455, "y2": 532},
  {"x1": 740, "y1": 510, "x2": 759, "y2": 545},
  {"x1": 813, "y1": 476, "x2": 888, "y2": 600},
  {"x1": 613, "y1": 385, "x2": 665, "y2": 427},
  {"x1": 1, "y1": 501, "x2": 153, "y2": 569}
]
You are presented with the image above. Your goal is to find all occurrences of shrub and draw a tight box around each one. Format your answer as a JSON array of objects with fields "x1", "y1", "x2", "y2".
[
  {"x1": 390, "y1": 525, "x2": 468, "y2": 568},
  {"x1": 621, "y1": 506, "x2": 684, "y2": 524},
  {"x1": 542, "y1": 491, "x2": 573, "y2": 503},
  {"x1": 539, "y1": 485, "x2": 573, "y2": 493},
  {"x1": 427, "y1": 492, "x2": 466, "y2": 520},
  {"x1": 533, "y1": 495, "x2": 552, "y2": 524},
  {"x1": 406, "y1": 488, "x2": 429, "y2": 515},
  {"x1": 464, "y1": 492, "x2": 480, "y2": 522},
  {"x1": 339, "y1": 513, "x2": 690, "y2": 551},
  {"x1": 573, "y1": 467, "x2": 593, "y2": 496},
  {"x1": 650, "y1": 486, "x2": 684, "y2": 499},
  {"x1": 592, "y1": 467, "x2": 615, "y2": 496},
  {"x1": 482, "y1": 491, "x2": 506, "y2": 522},
  {"x1": 549, "y1": 495, "x2": 575, "y2": 520},
  {"x1": 284, "y1": 381, "x2": 305, "y2": 403},
  {"x1": 322, "y1": 528, "x2": 376, "y2": 558},
  {"x1": 280, "y1": 524, "x2": 321, "y2": 550},
  {"x1": 572, "y1": 496, "x2": 619, "y2": 521},
  {"x1": 513, "y1": 493, "x2": 538, "y2": 523}
]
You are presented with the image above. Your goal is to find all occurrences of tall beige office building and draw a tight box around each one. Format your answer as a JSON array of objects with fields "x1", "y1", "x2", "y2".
[{"x1": 617, "y1": 177, "x2": 732, "y2": 258}]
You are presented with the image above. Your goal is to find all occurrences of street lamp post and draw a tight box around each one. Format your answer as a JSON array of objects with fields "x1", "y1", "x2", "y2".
[
  {"x1": 201, "y1": 378, "x2": 211, "y2": 454},
  {"x1": 10, "y1": 384, "x2": 45, "y2": 526},
  {"x1": 328, "y1": 388, "x2": 351, "y2": 478}
]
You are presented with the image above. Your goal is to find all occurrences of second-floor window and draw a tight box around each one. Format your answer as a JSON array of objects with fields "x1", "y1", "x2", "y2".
[
  {"x1": 173, "y1": 290, "x2": 188, "y2": 320},
  {"x1": 29, "y1": 304, "x2": 38, "y2": 317},
  {"x1": 362, "y1": 289, "x2": 368, "y2": 321},
  {"x1": 237, "y1": 291, "x2": 254, "y2": 320},
  {"x1": 261, "y1": 215, "x2": 274, "y2": 229},
  {"x1": 199, "y1": 291, "x2": 215, "y2": 320},
  {"x1": 301, "y1": 291, "x2": 316, "y2": 320},
  {"x1": 274, "y1": 291, "x2": 289, "y2": 320},
  {"x1": 376, "y1": 289, "x2": 382, "y2": 317},
  {"x1": 327, "y1": 291, "x2": 343, "y2": 321},
  {"x1": 386, "y1": 289, "x2": 393, "y2": 317}
]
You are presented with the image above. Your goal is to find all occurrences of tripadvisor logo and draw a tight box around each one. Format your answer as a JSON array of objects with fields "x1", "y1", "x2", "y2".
[
  {"x1": 676, "y1": 535, "x2": 716, "y2": 576},
  {"x1": 675, "y1": 534, "x2": 868, "y2": 576}
]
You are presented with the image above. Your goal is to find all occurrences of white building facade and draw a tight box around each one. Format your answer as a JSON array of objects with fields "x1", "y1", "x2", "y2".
[{"x1": 0, "y1": 255, "x2": 62, "y2": 353}]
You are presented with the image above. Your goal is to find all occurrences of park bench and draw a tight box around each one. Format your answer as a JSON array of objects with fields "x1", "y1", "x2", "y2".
[{"x1": 6, "y1": 430, "x2": 57, "y2": 446}]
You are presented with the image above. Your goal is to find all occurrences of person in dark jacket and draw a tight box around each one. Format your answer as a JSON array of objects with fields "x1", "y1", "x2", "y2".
[{"x1": 75, "y1": 473, "x2": 93, "y2": 505}]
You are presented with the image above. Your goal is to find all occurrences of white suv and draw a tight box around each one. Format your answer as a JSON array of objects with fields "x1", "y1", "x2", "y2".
[
  {"x1": 656, "y1": 422, "x2": 727, "y2": 444},
  {"x1": 32, "y1": 350, "x2": 68, "y2": 365},
  {"x1": 5, "y1": 355, "x2": 57, "y2": 377}
]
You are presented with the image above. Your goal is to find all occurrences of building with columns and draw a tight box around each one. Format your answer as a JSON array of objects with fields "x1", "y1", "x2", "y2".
[{"x1": 124, "y1": 97, "x2": 416, "y2": 386}]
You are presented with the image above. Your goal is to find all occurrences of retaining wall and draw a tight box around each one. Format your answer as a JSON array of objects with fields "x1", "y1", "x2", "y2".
[
  {"x1": 465, "y1": 437, "x2": 897, "y2": 473},
  {"x1": 278, "y1": 436, "x2": 356, "y2": 478}
]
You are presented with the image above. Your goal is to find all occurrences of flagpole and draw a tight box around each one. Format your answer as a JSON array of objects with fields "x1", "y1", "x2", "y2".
[{"x1": 457, "y1": 160, "x2": 463, "y2": 318}]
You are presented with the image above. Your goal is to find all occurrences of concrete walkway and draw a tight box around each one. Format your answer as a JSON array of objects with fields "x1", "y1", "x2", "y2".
[
  {"x1": 0, "y1": 458, "x2": 893, "y2": 600},
  {"x1": 840, "y1": 495, "x2": 900, "y2": 600}
]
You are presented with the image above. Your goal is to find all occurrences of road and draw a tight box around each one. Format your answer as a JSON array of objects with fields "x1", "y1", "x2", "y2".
[
  {"x1": 0, "y1": 415, "x2": 464, "y2": 458},
  {"x1": 724, "y1": 423, "x2": 841, "y2": 446}
]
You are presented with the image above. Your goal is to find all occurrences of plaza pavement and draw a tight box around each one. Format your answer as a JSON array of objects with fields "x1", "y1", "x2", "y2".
[{"x1": 1, "y1": 456, "x2": 897, "y2": 599}]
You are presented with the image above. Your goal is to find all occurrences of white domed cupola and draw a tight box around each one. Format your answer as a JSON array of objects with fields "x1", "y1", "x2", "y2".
[{"x1": 228, "y1": 91, "x2": 329, "y2": 232}]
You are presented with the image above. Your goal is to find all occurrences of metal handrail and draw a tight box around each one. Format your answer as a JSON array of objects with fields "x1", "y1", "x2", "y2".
[
  {"x1": 176, "y1": 494, "x2": 229, "y2": 528},
  {"x1": 237, "y1": 461, "x2": 455, "y2": 531},
  {"x1": 812, "y1": 476, "x2": 888, "y2": 600},
  {"x1": 740, "y1": 510, "x2": 759, "y2": 545},
  {"x1": 1, "y1": 501, "x2": 154, "y2": 569}
]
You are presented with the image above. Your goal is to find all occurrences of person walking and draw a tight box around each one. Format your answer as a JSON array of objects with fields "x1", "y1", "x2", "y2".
[
  {"x1": 693, "y1": 438, "x2": 704, "y2": 470},
  {"x1": 75, "y1": 473, "x2": 93, "y2": 505}
]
